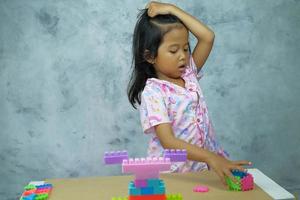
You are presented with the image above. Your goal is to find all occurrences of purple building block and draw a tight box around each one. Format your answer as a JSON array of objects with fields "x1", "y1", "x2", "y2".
[
  {"x1": 163, "y1": 149, "x2": 187, "y2": 162},
  {"x1": 104, "y1": 150, "x2": 129, "y2": 164},
  {"x1": 134, "y1": 179, "x2": 148, "y2": 188}
]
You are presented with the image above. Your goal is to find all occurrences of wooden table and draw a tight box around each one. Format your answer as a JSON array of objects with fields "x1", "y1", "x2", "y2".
[{"x1": 44, "y1": 168, "x2": 294, "y2": 200}]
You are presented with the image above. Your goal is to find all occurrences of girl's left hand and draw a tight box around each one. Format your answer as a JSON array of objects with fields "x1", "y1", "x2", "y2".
[
  {"x1": 145, "y1": 1, "x2": 175, "y2": 17},
  {"x1": 205, "y1": 153, "x2": 252, "y2": 186}
]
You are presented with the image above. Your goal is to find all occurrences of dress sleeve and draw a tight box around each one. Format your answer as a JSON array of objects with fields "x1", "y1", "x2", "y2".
[
  {"x1": 189, "y1": 55, "x2": 204, "y2": 80},
  {"x1": 139, "y1": 86, "x2": 171, "y2": 134}
]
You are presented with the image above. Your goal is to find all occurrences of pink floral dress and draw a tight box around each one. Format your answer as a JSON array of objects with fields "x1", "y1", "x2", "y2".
[{"x1": 139, "y1": 55, "x2": 229, "y2": 172}]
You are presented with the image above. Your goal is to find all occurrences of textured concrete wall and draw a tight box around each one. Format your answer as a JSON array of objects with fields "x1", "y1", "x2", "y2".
[{"x1": 0, "y1": 0, "x2": 299, "y2": 199}]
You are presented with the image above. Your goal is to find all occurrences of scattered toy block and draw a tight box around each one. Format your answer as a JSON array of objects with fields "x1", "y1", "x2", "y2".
[
  {"x1": 193, "y1": 185, "x2": 209, "y2": 192},
  {"x1": 20, "y1": 182, "x2": 53, "y2": 200}
]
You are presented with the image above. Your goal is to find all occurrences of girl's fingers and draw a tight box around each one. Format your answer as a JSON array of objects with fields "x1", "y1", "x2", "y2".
[
  {"x1": 231, "y1": 165, "x2": 247, "y2": 173},
  {"x1": 147, "y1": 8, "x2": 154, "y2": 17},
  {"x1": 224, "y1": 169, "x2": 237, "y2": 184},
  {"x1": 232, "y1": 160, "x2": 252, "y2": 166}
]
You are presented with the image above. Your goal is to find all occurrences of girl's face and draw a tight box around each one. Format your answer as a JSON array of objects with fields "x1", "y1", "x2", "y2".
[{"x1": 153, "y1": 25, "x2": 189, "y2": 81}]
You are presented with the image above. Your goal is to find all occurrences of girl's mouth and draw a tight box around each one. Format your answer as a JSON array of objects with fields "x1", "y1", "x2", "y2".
[{"x1": 178, "y1": 65, "x2": 186, "y2": 72}]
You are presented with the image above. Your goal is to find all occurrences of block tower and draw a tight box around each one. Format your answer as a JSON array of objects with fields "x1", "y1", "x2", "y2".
[{"x1": 104, "y1": 149, "x2": 187, "y2": 200}]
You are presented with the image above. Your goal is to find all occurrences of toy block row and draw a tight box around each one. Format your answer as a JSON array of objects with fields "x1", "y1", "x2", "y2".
[
  {"x1": 226, "y1": 170, "x2": 254, "y2": 191},
  {"x1": 163, "y1": 149, "x2": 187, "y2": 162},
  {"x1": 129, "y1": 179, "x2": 165, "y2": 195},
  {"x1": 104, "y1": 150, "x2": 129, "y2": 164}
]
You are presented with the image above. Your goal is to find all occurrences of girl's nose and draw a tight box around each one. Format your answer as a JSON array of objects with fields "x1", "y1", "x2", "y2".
[{"x1": 179, "y1": 50, "x2": 187, "y2": 61}]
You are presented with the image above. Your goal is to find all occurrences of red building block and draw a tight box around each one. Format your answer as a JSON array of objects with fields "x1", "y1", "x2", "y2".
[{"x1": 129, "y1": 194, "x2": 166, "y2": 200}]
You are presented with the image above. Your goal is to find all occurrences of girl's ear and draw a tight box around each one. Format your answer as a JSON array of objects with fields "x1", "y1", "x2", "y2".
[{"x1": 144, "y1": 49, "x2": 155, "y2": 64}]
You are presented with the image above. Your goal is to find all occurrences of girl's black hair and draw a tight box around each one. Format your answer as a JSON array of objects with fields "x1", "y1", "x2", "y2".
[{"x1": 127, "y1": 9, "x2": 189, "y2": 109}]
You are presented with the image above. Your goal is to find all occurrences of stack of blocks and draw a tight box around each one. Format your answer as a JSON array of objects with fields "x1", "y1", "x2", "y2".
[
  {"x1": 20, "y1": 183, "x2": 53, "y2": 200},
  {"x1": 225, "y1": 170, "x2": 254, "y2": 191},
  {"x1": 104, "y1": 149, "x2": 187, "y2": 200}
]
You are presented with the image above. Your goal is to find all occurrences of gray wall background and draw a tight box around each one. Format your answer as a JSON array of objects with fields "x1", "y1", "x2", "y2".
[{"x1": 0, "y1": 0, "x2": 299, "y2": 199}]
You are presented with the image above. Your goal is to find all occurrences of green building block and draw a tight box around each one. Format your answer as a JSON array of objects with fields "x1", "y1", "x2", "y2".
[
  {"x1": 111, "y1": 197, "x2": 128, "y2": 200},
  {"x1": 167, "y1": 194, "x2": 183, "y2": 200},
  {"x1": 35, "y1": 193, "x2": 49, "y2": 200},
  {"x1": 24, "y1": 184, "x2": 36, "y2": 190},
  {"x1": 226, "y1": 176, "x2": 241, "y2": 191}
]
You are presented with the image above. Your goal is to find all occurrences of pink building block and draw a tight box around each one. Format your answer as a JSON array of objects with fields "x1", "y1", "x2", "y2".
[
  {"x1": 241, "y1": 173, "x2": 254, "y2": 191},
  {"x1": 164, "y1": 149, "x2": 187, "y2": 162},
  {"x1": 122, "y1": 157, "x2": 171, "y2": 179},
  {"x1": 193, "y1": 185, "x2": 209, "y2": 192},
  {"x1": 104, "y1": 150, "x2": 129, "y2": 164}
]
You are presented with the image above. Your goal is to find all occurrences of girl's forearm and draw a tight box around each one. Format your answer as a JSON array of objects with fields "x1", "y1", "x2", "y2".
[{"x1": 169, "y1": 5, "x2": 214, "y2": 42}]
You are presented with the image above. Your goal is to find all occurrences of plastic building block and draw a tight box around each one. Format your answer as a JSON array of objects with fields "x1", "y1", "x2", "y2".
[
  {"x1": 36, "y1": 184, "x2": 52, "y2": 188},
  {"x1": 111, "y1": 197, "x2": 128, "y2": 200},
  {"x1": 129, "y1": 181, "x2": 142, "y2": 195},
  {"x1": 35, "y1": 193, "x2": 49, "y2": 200},
  {"x1": 164, "y1": 149, "x2": 187, "y2": 162},
  {"x1": 226, "y1": 176, "x2": 241, "y2": 191},
  {"x1": 24, "y1": 184, "x2": 36, "y2": 190},
  {"x1": 104, "y1": 151, "x2": 129, "y2": 164},
  {"x1": 129, "y1": 194, "x2": 166, "y2": 200},
  {"x1": 148, "y1": 179, "x2": 165, "y2": 194},
  {"x1": 147, "y1": 179, "x2": 161, "y2": 187},
  {"x1": 122, "y1": 157, "x2": 171, "y2": 179},
  {"x1": 35, "y1": 188, "x2": 51, "y2": 194},
  {"x1": 166, "y1": 194, "x2": 183, "y2": 200},
  {"x1": 241, "y1": 173, "x2": 254, "y2": 191},
  {"x1": 141, "y1": 187, "x2": 154, "y2": 195},
  {"x1": 22, "y1": 194, "x2": 36, "y2": 200},
  {"x1": 23, "y1": 189, "x2": 36, "y2": 196},
  {"x1": 123, "y1": 157, "x2": 171, "y2": 172},
  {"x1": 232, "y1": 170, "x2": 247, "y2": 178},
  {"x1": 226, "y1": 170, "x2": 254, "y2": 191},
  {"x1": 134, "y1": 179, "x2": 148, "y2": 188},
  {"x1": 193, "y1": 185, "x2": 209, "y2": 192}
]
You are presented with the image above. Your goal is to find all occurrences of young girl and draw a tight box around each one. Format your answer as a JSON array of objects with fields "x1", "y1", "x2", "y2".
[{"x1": 127, "y1": 1, "x2": 251, "y2": 186}]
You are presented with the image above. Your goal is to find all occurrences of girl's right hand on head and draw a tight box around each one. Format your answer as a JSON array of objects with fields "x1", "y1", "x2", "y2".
[
  {"x1": 145, "y1": 1, "x2": 175, "y2": 17},
  {"x1": 205, "y1": 153, "x2": 252, "y2": 187}
]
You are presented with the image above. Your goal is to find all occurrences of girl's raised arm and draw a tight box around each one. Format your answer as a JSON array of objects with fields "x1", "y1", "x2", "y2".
[{"x1": 147, "y1": 1, "x2": 215, "y2": 72}]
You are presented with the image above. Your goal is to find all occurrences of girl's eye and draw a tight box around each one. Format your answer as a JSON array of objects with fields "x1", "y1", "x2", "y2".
[
  {"x1": 184, "y1": 48, "x2": 188, "y2": 52},
  {"x1": 170, "y1": 50, "x2": 177, "y2": 53}
]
